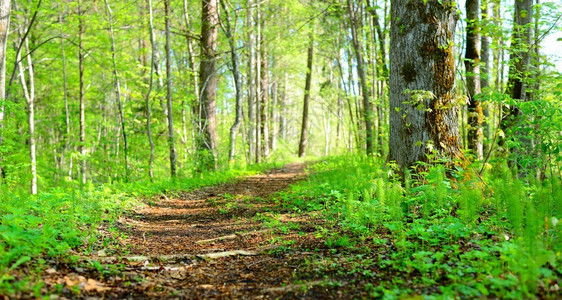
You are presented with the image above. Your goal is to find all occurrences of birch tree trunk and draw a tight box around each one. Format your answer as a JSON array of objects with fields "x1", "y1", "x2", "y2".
[
  {"x1": 17, "y1": 32, "x2": 37, "y2": 194},
  {"x1": 389, "y1": 0, "x2": 462, "y2": 173},
  {"x1": 0, "y1": 0, "x2": 11, "y2": 178}
]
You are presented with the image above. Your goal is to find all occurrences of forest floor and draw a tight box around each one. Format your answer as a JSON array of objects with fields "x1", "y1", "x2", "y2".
[{"x1": 33, "y1": 162, "x2": 363, "y2": 299}]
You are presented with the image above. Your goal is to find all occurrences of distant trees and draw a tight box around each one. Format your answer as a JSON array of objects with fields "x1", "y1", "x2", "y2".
[
  {"x1": 0, "y1": 0, "x2": 557, "y2": 191},
  {"x1": 389, "y1": 0, "x2": 462, "y2": 172}
]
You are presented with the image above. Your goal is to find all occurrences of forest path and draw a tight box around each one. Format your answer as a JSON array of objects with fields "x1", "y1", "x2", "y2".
[{"x1": 46, "y1": 162, "x2": 344, "y2": 299}]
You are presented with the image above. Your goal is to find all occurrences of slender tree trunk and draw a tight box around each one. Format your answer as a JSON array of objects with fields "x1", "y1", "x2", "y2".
[
  {"x1": 145, "y1": 0, "x2": 156, "y2": 179},
  {"x1": 0, "y1": 0, "x2": 11, "y2": 178},
  {"x1": 104, "y1": 0, "x2": 129, "y2": 179},
  {"x1": 58, "y1": 13, "x2": 72, "y2": 181},
  {"x1": 347, "y1": 0, "x2": 373, "y2": 156},
  {"x1": 246, "y1": 0, "x2": 255, "y2": 163},
  {"x1": 164, "y1": 0, "x2": 177, "y2": 176},
  {"x1": 465, "y1": 0, "x2": 483, "y2": 160},
  {"x1": 279, "y1": 71, "x2": 288, "y2": 140},
  {"x1": 481, "y1": 0, "x2": 492, "y2": 143},
  {"x1": 259, "y1": 16, "x2": 269, "y2": 159},
  {"x1": 255, "y1": 2, "x2": 261, "y2": 163},
  {"x1": 198, "y1": 0, "x2": 219, "y2": 170},
  {"x1": 17, "y1": 33, "x2": 37, "y2": 194},
  {"x1": 499, "y1": 0, "x2": 532, "y2": 150},
  {"x1": 298, "y1": 32, "x2": 314, "y2": 158},
  {"x1": 79, "y1": 2, "x2": 87, "y2": 184},
  {"x1": 220, "y1": 0, "x2": 243, "y2": 163},
  {"x1": 183, "y1": 0, "x2": 200, "y2": 154},
  {"x1": 389, "y1": 0, "x2": 462, "y2": 173}
]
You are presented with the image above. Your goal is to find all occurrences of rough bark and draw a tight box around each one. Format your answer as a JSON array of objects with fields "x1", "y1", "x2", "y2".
[
  {"x1": 298, "y1": 33, "x2": 314, "y2": 158},
  {"x1": 347, "y1": 0, "x2": 374, "y2": 156},
  {"x1": 198, "y1": 0, "x2": 219, "y2": 170},
  {"x1": 389, "y1": 0, "x2": 462, "y2": 173},
  {"x1": 164, "y1": 0, "x2": 177, "y2": 176},
  {"x1": 465, "y1": 0, "x2": 483, "y2": 160}
]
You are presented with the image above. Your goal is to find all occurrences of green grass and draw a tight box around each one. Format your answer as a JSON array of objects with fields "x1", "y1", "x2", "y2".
[
  {"x1": 282, "y1": 155, "x2": 562, "y2": 298},
  {"x1": 0, "y1": 159, "x2": 292, "y2": 295}
]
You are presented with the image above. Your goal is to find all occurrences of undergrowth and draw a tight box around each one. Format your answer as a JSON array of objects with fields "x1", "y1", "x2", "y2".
[
  {"x1": 282, "y1": 155, "x2": 561, "y2": 299},
  {"x1": 0, "y1": 159, "x2": 290, "y2": 295}
]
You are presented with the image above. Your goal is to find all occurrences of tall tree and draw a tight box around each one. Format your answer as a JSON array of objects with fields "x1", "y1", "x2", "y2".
[
  {"x1": 246, "y1": 0, "x2": 255, "y2": 163},
  {"x1": 465, "y1": 0, "x2": 483, "y2": 160},
  {"x1": 164, "y1": 0, "x2": 177, "y2": 176},
  {"x1": 104, "y1": 0, "x2": 129, "y2": 178},
  {"x1": 145, "y1": 0, "x2": 157, "y2": 179},
  {"x1": 17, "y1": 23, "x2": 37, "y2": 194},
  {"x1": 0, "y1": 0, "x2": 10, "y2": 178},
  {"x1": 78, "y1": 1, "x2": 87, "y2": 184},
  {"x1": 389, "y1": 0, "x2": 462, "y2": 173},
  {"x1": 259, "y1": 14, "x2": 269, "y2": 159},
  {"x1": 499, "y1": 0, "x2": 533, "y2": 150},
  {"x1": 298, "y1": 32, "x2": 314, "y2": 158},
  {"x1": 481, "y1": 0, "x2": 492, "y2": 142},
  {"x1": 347, "y1": 0, "x2": 374, "y2": 156},
  {"x1": 219, "y1": 0, "x2": 243, "y2": 163},
  {"x1": 198, "y1": 0, "x2": 219, "y2": 169}
]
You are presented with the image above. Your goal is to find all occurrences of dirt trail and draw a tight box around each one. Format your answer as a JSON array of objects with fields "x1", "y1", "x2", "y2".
[{"x1": 43, "y1": 162, "x2": 347, "y2": 299}]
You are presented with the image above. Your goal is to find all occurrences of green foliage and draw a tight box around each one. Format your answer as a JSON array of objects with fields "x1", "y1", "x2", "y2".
[
  {"x1": 282, "y1": 155, "x2": 561, "y2": 298},
  {"x1": 0, "y1": 159, "x2": 284, "y2": 294}
]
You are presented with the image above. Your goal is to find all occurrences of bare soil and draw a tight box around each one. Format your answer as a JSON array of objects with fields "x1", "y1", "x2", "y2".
[{"x1": 34, "y1": 163, "x2": 364, "y2": 299}]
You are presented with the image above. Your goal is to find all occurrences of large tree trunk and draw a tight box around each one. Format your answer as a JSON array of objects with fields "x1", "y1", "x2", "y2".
[
  {"x1": 198, "y1": 0, "x2": 219, "y2": 170},
  {"x1": 104, "y1": 0, "x2": 129, "y2": 179},
  {"x1": 164, "y1": 0, "x2": 177, "y2": 176},
  {"x1": 465, "y1": 0, "x2": 483, "y2": 160},
  {"x1": 298, "y1": 32, "x2": 314, "y2": 158},
  {"x1": 0, "y1": 0, "x2": 11, "y2": 178},
  {"x1": 347, "y1": 0, "x2": 374, "y2": 156},
  {"x1": 389, "y1": 0, "x2": 462, "y2": 173}
]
